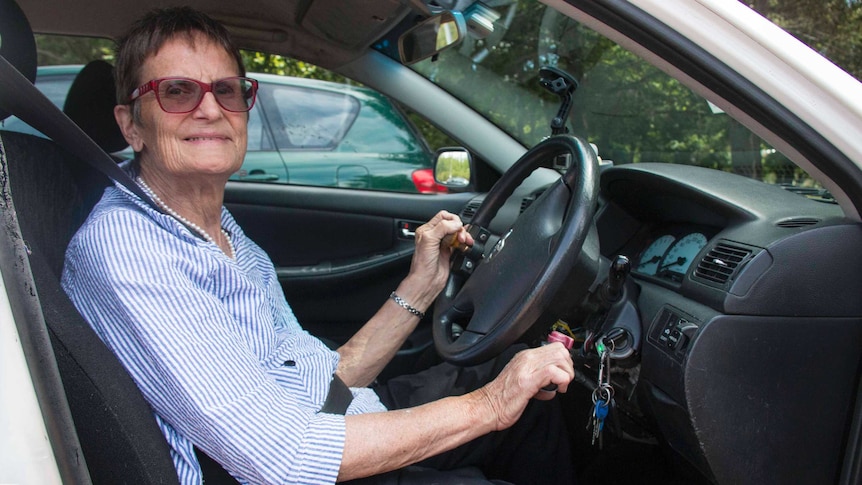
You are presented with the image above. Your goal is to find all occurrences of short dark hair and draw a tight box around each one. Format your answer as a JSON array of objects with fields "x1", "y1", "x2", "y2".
[{"x1": 114, "y1": 6, "x2": 245, "y2": 107}]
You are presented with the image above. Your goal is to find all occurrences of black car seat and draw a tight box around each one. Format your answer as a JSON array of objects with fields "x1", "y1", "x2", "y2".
[
  {"x1": 62, "y1": 59, "x2": 129, "y2": 155},
  {"x1": 0, "y1": 0, "x2": 179, "y2": 482}
]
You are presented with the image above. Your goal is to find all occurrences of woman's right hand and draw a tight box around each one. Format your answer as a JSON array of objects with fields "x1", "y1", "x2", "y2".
[{"x1": 474, "y1": 343, "x2": 575, "y2": 431}]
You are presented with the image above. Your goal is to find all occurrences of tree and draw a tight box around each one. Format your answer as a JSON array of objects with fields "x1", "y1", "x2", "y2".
[
  {"x1": 745, "y1": 0, "x2": 862, "y2": 81},
  {"x1": 35, "y1": 35, "x2": 113, "y2": 65},
  {"x1": 240, "y1": 51, "x2": 350, "y2": 83},
  {"x1": 406, "y1": 0, "x2": 849, "y2": 186}
]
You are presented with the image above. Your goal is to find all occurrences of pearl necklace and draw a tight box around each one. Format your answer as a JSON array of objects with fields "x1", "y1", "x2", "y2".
[{"x1": 136, "y1": 176, "x2": 235, "y2": 259}]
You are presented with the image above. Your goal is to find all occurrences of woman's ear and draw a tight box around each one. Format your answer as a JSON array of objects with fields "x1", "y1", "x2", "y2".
[{"x1": 114, "y1": 104, "x2": 144, "y2": 152}]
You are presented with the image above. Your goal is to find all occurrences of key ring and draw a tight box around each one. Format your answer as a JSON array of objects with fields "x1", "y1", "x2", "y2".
[{"x1": 591, "y1": 383, "x2": 614, "y2": 403}]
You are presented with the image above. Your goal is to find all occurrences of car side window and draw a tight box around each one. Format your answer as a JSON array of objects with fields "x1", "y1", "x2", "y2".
[
  {"x1": 13, "y1": 36, "x2": 446, "y2": 193},
  {"x1": 1, "y1": 74, "x2": 76, "y2": 137},
  {"x1": 239, "y1": 78, "x2": 441, "y2": 193},
  {"x1": 245, "y1": 104, "x2": 272, "y2": 152},
  {"x1": 337, "y1": 96, "x2": 424, "y2": 154}
]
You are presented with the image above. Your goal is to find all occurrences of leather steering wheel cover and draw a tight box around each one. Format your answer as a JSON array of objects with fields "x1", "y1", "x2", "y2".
[{"x1": 434, "y1": 135, "x2": 600, "y2": 365}]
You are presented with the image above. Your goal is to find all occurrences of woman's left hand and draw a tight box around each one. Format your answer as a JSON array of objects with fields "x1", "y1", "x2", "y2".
[{"x1": 338, "y1": 211, "x2": 473, "y2": 385}]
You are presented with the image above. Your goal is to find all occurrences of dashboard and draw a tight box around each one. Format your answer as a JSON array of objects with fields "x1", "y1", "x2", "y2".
[
  {"x1": 591, "y1": 163, "x2": 862, "y2": 483},
  {"x1": 477, "y1": 161, "x2": 862, "y2": 484}
]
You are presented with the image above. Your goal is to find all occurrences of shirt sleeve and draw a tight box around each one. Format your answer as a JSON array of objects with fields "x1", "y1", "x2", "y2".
[{"x1": 62, "y1": 206, "x2": 345, "y2": 484}]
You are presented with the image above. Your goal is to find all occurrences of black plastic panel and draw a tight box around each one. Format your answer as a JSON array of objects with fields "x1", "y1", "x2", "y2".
[
  {"x1": 723, "y1": 224, "x2": 862, "y2": 317},
  {"x1": 685, "y1": 315, "x2": 862, "y2": 484}
]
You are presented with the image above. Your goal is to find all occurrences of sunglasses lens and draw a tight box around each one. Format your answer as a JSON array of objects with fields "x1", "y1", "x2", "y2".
[
  {"x1": 157, "y1": 79, "x2": 203, "y2": 113},
  {"x1": 152, "y1": 78, "x2": 256, "y2": 113},
  {"x1": 213, "y1": 78, "x2": 256, "y2": 112}
]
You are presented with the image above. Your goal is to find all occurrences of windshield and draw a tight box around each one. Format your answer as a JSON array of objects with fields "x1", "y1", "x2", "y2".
[{"x1": 394, "y1": 2, "x2": 828, "y2": 199}]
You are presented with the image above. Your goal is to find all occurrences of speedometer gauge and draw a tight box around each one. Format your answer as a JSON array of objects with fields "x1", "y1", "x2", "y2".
[
  {"x1": 636, "y1": 235, "x2": 675, "y2": 275},
  {"x1": 659, "y1": 232, "x2": 708, "y2": 279}
]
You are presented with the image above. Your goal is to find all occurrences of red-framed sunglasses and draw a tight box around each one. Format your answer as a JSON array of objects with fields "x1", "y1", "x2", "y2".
[{"x1": 128, "y1": 76, "x2": 258, "y2": 113}]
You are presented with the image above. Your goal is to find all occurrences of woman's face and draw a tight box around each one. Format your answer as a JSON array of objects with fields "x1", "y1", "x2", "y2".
[{"x1": 118, "y1": 34, "x2": 248, "y2": 182}]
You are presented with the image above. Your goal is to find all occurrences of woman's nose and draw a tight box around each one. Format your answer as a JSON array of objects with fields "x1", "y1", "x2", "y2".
[{"x1": 194, "y1": 91, "x2": 223, "y2": 117}]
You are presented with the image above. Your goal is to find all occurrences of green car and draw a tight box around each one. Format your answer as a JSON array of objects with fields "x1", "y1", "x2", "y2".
[{"x1": 4, "y1": 65, "x2": 443, "y2": 193}]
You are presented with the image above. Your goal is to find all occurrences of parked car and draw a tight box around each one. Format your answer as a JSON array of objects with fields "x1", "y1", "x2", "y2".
[
  {"x1": 3, "y1": 65, "x2": 444, "y2": 193},
  {"x1": 2, "y1": 0, "x2": 862, "y2": 484}
]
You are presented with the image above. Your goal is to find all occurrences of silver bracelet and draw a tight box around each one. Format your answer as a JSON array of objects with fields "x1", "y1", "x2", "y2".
[{"x1": 390, "y1": 291, "x2": 426, "y2": 319}]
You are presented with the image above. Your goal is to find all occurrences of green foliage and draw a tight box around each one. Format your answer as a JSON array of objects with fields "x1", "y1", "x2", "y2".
[
  {"x1": 746, "y1": 0, "x2": 862, "y2": 81},
  {"x1": 408, "y1": 0, "x2": 853, "y2": 189},
  {"x1": 240, "y1": 51, "x2": 349, "y2": 83},
  {"x1": 35, "y1": 34, "x2": 113, "y2": 65},
  {"x1": 435, "y1": 150, "x2": 472, "y2": 182},
  {"x1": 406, "y1": 112, "x2": 459, "y2": 151}
]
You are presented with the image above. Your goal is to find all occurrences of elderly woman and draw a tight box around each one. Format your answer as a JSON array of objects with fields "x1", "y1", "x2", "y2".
[{"x1": 61, "y1": 7, "x2": 575, "y2": 485}]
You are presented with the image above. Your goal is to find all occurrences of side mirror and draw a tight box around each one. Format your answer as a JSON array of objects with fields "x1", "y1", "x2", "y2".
[
  {"x1": 399, "y1": 11, "x2": 467, "y2": 65},
  {"x1": 434, "y1": 147, "x2": 474, "y2": 192}
]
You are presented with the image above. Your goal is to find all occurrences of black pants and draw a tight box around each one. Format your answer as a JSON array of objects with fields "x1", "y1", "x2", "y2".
[{"x1": 347, "y1": 345, "x2": 574, "y2": 485}]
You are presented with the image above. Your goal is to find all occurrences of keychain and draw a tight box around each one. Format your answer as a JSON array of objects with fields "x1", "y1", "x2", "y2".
[{"x1": 587, "y1": 341, "x2": 614, "y2": 448}]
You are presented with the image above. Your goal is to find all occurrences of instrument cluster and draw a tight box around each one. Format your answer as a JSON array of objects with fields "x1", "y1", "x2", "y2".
[{"x1": 634, "y1": 229, "x2": 711, "y2": 283}]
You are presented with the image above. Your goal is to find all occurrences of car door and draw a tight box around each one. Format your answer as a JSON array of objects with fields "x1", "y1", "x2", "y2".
[{"x1": 224, "y1": 181, "x2": 474, "y2": 371}]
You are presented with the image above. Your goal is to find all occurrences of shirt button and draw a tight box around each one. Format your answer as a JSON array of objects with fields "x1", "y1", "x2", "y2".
[{"x1": 282, "y1": 360, "x2": 296, "y2": 367}]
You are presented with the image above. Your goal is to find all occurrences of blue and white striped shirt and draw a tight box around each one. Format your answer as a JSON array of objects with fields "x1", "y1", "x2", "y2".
[{"x1": 61, "y1": 175, "x2": 386, "y2": 485}]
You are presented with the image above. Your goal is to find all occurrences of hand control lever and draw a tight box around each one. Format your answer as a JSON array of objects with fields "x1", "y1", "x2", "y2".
[
  {"x1": 541, "y1": 330, "x2": 575, "y2": 392},
  {"x1": 443, "y1": 229, "x2": 485, "y2": 260},
  {"x1": 443, "y1": 226, "x2": 490, "y2": 276}
]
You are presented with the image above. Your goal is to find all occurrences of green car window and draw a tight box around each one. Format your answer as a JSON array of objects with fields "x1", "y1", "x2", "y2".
[
  {"x1": 337, "y1": 96, "x2": 426, "y2": 154},
  {"x1": 244, "y1": 79, "x2": 437, "y2": 193},
  {"x1": 266, "y1": 85, "x2": 359, "y2": 150},
  {"x1": 246, "y1": 103, "x2": 274, "y2": 152}
]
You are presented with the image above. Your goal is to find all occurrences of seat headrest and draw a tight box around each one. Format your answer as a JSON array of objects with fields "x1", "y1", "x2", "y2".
[
  {"x1": 63, "y1": 60, "x2": 129, "y2": 154},
  {"x1": 0, "y1": 0, "x2": 37, "y2": 121}
]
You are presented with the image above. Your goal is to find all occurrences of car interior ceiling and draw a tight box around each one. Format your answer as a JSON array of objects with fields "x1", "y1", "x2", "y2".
[
  {"x1": 0, "y1": 0, "x2": 241, "y2": 482},
  {"x1": 16, "y1": 0, "x2": 416, "y2": 72}
]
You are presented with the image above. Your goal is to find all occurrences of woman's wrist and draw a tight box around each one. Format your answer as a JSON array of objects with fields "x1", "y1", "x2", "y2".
[
  {"x1": 465, "y1": 388, "x2": 502, "y2": 433},
  {"x1": 393, "y1": 277, "x2": 438, "y2": 315},
  {"x1": 389, "y1": 292, "x2": 425, "y2": 319}
]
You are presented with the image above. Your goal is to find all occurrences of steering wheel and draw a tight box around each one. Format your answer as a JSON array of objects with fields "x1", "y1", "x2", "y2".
[{"x1": 433, "y1": 135, "x2": 601, "y2": 365}]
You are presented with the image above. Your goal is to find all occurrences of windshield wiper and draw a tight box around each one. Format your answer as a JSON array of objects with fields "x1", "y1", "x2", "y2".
[{"x1": 779, "y1": 184, "x2": 837, "y2": 204}]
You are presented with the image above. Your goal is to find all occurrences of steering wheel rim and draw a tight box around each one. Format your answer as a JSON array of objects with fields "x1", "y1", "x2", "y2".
[{"x1": 433, "y1": 135, "x2": 601, "y2": 365}]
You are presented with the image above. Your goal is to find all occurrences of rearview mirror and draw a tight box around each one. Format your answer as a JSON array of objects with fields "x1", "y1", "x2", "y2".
[
  {"x1": 399, "y1": 11, "x2": 467, "y2": 65},
  {"x1": 434, "y1": 147, "x2": 473, "y2": 192}
]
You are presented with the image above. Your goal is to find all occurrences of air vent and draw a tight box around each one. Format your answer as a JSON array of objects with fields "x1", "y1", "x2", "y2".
[
  {"x1": 694, "y1": 242, "x2": 752, "y2": 285},
  {"x1": 520, "y1": 188, "x2": 547, "y2": 214},
  {"x1": 460, "y1": 199, "x2": 482, "y2": 222},
  {"x1": 520, "y1": 195, "x2": 537, "y2": 214},
  {"x1": 776, "y1": 217, "x2": 820, "y2": 228}
]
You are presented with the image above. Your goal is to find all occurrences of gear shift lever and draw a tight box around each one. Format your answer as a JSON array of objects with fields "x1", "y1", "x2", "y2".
[{"x1": 602, "y1": 255, "x2": 631, "y2": 303}]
